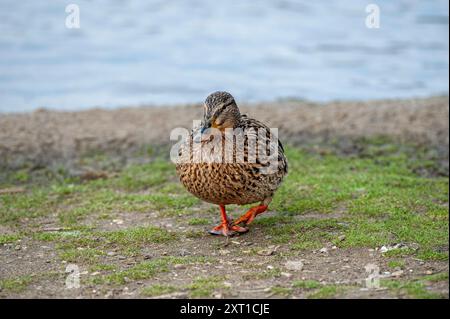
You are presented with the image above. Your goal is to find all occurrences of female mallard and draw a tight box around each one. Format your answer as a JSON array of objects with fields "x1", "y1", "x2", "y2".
[{"x1": 176, "y1": 91, "x2": 288, "y2": 236}]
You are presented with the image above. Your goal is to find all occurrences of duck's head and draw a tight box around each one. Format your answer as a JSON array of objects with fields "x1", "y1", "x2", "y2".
[{"x1": 201, "y1": 91, "x2": 241, "y2": 132}]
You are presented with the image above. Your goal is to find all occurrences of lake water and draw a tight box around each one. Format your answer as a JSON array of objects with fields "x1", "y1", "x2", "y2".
[{"x1": 0, "y1": 0, "x2": 448, "y2": 112}]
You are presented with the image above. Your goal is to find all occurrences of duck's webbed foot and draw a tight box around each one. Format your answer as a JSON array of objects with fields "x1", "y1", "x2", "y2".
[
  {"x1": 232, "y1": 204, "x2": 268, "y2": 226},
  {"x1": 208, "y1": 205, "x2": 248, "y2": 237},
  {"x1": 208, "y1": 223, "x2": 248, "y2": 237}
]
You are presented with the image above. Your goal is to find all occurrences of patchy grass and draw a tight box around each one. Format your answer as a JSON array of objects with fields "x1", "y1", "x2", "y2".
[
  {"x1": 422, "y1": 272, "x2": 448, "y2": 283},
  {"x1": 59, "y1": 247, "x2": 105, "y2": 264},
  {"x1": 141, "y1": 284, "x2": 177, "y2": 297},
  {"x1": 95, "y1": 259, "x2": 171, "y2": 285},
  {"x1": 104, "y1": 226, "x2": 177, "y2": 245},
  {"x1": 0, "y1": 275, "x2": 33, "y2": 293},
  {"x1": 387, "y1": 260, "x2": 405, "y2": 269},
  {"x1": 0, "y1": 141, "x2": 448, "y2": 298},
  {"x1": 91, "y1": 256, "x2": 210, "y2": 285},
  {"x1": 382, "y1": 279, "x2": 444, "y2": 299},
  {"x1": 380, "y1": 272, "x2": 449, "y2": 299},
  {"x1": 88, "y1": 264, "x2": 118, "y2": 273},
  {"x1": 0, "y1": 233, "x2": 21, "y2": 244},
  {"x1": 0, "y1": 189, "x2": 54, "y2": 224},
  {"x1": 187, "y1": 276, "x2": 227, "y2": 298},
  {"x1": 292, "y1": 280, "x2": 321, "y2": 289},
  {"x1": 268, "y1": 147, "x2": 449, "y2": 260}
]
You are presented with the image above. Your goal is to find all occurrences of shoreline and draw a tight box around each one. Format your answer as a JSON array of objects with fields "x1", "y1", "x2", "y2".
[
  {"x1": 0, "y1": 95, "x2": 448, "y2": 171},
  {"x1": 0, "y1": 96, "x2": 448, "y2": 299}
]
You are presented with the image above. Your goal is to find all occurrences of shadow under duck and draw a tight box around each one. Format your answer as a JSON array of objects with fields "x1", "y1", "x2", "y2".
[{"x1": 176, "y1": 91, "x2": 288, "y2": 236}]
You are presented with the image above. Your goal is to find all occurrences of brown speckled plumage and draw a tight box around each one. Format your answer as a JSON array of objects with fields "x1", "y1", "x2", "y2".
[{"x1": 175, "y1": 91, "x2": 287, "y2": 235}]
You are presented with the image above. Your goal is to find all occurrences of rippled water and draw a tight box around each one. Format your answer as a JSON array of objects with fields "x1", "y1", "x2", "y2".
[{"x1": 0, "y1": 0, "x2": 448, "y2": 112}]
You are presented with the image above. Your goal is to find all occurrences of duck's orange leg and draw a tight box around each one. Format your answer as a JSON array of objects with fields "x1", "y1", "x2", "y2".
[
  {"x1": 232, "y1": 204, "x2": 268, "y2": 226},
  {"x1": 209, "y1": 205, "x2": 248, "y2": 237}
]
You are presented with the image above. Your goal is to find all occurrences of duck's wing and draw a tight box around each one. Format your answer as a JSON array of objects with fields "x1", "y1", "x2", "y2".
[{"x1": 239, "y1": 115, "x2": 288, "y2": 175}]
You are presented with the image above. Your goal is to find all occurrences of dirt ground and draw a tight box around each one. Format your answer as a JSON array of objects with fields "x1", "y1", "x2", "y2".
[
  {"x1": 0, "y1": 96, "x2": 448, "y2": 299},
  {"x1": 0, "y1": 95, "x2": 448, "y2": 171},
  {"x1": 1, "y1": 208, "x2": 448, "y2": 299}
]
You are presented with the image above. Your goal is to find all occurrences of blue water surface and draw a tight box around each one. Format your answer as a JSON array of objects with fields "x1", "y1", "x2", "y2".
[{"x1": 0, "y1": 0, "x2": 448, "y2": 112}]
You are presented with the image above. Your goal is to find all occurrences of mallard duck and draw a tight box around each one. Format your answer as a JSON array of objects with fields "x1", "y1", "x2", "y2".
[{"x1": 175, "y1": 91, "x2": 288, "y2": 236}]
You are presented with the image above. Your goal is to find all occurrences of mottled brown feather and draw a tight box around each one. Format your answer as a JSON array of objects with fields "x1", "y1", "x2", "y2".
[{"x1": 175, "y1": 102, "x2": 287, "y2": 206}]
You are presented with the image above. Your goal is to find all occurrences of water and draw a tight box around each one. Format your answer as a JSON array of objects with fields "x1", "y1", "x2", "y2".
[{"x1": 0, "y1": 0, "x2": 448, "y2": 112}]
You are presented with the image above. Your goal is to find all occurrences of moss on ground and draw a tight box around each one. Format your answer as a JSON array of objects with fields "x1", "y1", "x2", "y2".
[
  {"x1": 307, "y1": 285, "x2": 350, "y2": 299},
  {"x1": 0, "y1": 141, "x2": 448, "y2": 298},
  {"x1": 0, "y1": 275, "x2": 33, "y2": 293},
  {"x1": 141, "y1": 284, "x2": 177, "y2": 297}
]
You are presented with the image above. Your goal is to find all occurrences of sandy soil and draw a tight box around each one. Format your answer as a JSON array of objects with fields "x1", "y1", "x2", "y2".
[{"x1": 0, "y1": 96, "x2": 448, "y2": 170}]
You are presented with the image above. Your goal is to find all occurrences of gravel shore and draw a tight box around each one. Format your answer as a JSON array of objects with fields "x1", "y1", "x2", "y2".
[{"x1": 0, "y1": 96, "x2": 448, "y2": 170}]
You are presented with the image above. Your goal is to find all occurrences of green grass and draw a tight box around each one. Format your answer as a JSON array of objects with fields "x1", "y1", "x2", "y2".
[
  {"x1": 59, "y1": 247, "x2": 105, "y2": 264},
  {"x1": 387, "y1": 260, "x2": 405, "y2": 269},
  {"x1": 32, "y1": 225, "x2": 178, "y2": 263},
  {"x1": 187, "y1": 276, "x2": 227, "y2": 298},
  {"x1": 91, "y1": 256, "x2": 210, "y2": 285},
  {"x1": 141, "y1": 284, "x2": 177, "y2": 297},
  {"x1": 0, "y1": 189, "x2": 54, "y2": 224},
  {"x1": 0, "y1": 233, "x2": 21, "y2": 244},
  {"x1": 96, "y1": 259, "x2": 170, "y2": 285},
  {"x1": 422, "y1": 272, "x2": 448, "y2": 283},
  {"x1": 382, "y1": 279, "x2": 444, "y2": 299},
  {"x1": 2, "y1": 146, "x2": 447, "y2": 262},
  {"x1": 0, "y1": 141, "x2": 448, "y2": 297},
  {"x1": 104, "y1": 226, "x2": 177, "y2": 245},
  {"x1": 307, "y1": 285, "x2": 348, "y2": 299},
  {"x1": 380, "y1": 271, "x2": 449, "y2": 299},
  {"x1": 89, "y1": 264, "x2": 118, "y2": 273},
  {"x1": 266, "y1": 147, "x2": 449, "y2": 260},
  {"x1": 0, "y1": 275, "x2": 33, "y2": 293},
  {"x1": 292, "y1": 280, "x2": 321, "y2": 289}
]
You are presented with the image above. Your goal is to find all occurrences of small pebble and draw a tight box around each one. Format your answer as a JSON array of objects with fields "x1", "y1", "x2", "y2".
[
  {"x1": 391, "y1": 270, "x2": 404, "y2": 277},
  {"x1": 174, "y1": 264, "x2": 186, "y2": 269}
]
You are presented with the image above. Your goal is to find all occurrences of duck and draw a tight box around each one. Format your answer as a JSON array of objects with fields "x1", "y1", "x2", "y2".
[{"x1": 175, "y1": 91, "x2": 288, "y2": 236}]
